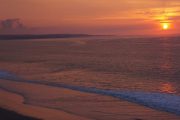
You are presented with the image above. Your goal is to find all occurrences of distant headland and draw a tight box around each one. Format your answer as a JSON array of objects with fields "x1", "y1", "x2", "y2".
[{"x1": 0, "y1": 34, "x2": 93, "y2": 40}]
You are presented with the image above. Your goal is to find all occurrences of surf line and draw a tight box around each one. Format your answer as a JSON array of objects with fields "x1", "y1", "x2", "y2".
[{"x1": 0, "y1": 70, "x2": 180, "y2": 116}]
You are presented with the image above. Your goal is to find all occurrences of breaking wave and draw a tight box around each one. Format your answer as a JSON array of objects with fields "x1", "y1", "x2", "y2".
[{"x1": 0, "y1": 70, "x2": 180, "y2": 115}]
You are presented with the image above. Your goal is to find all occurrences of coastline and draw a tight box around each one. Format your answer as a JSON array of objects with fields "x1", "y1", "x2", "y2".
[
  {"x1": 0, "y1": 79, "x2": 180, "y2": 120},
  {"x1": 0, "y1": 34, "x2": 92, "y2": 40},
  {"x1": 0, "y1": 82, "x2": 91, "y2": 120}
]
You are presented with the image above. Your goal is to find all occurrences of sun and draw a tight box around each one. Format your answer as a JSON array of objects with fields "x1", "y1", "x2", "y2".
[{"x1": 162, "y1": 23, "x2": 170, "y2": 30}]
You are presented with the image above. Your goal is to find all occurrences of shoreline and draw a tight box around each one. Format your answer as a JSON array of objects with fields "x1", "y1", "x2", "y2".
[
  {"x1": 0, "y1": 69, "x2": 179, "y2": 116},
  {"x1": 0, "y1": 78, "x2": 180, "y2": 120},
  {"x1": 0, "y1": 83, "x2": 91, "y2": 120}
]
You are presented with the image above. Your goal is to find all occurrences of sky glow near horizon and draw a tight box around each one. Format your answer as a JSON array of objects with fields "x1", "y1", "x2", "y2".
[{"x1": 0, "y1": 0, "x2": 180, "y2": 35}]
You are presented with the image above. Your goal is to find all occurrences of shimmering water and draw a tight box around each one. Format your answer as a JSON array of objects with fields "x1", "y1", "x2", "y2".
[
  {"x1": 0, "y1": 36, "x2": 180, "y2": 94},
  {"x1": 0, "y1": 36, "x2": 180, "y2": 117}
]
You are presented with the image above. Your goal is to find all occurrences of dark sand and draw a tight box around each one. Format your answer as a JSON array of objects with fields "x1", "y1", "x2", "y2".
[{"x1": 0, "y1": 108, "x2": 41, "y2": 120}]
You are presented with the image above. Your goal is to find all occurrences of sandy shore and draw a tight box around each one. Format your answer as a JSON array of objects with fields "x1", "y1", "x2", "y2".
[
  {"x1": 0, "y1": 79, "x2": 180, "y2": 120},
  {"x1": 0, "y1": 80, "x2": 91, "y2": 120},
  {"x1": 0, "y1": 107, "x2": 41, "y2": 120}
]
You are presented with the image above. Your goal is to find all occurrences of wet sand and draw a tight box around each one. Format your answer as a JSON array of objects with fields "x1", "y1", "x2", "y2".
[
  {"x1": 0, "y1": 79, "x2": 180, "y2": 120},
  {"x1": 0, "y1": 81, "x2": 91, "y2": 120}
]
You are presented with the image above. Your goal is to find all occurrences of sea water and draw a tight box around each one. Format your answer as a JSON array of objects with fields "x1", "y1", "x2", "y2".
[{"x1": 0, "y1": 36, "x2": 180, "y2": 116}]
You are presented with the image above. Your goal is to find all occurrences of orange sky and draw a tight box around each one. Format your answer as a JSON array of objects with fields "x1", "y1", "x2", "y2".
[{"x1": 0, "y1": 0, "x2": 180, "y2": 35}]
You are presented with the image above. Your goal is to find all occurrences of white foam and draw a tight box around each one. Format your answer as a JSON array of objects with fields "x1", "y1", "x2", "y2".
[
  {"x1": 48, "y1": 84, "x2": 180, "y2": 115},
  {"x1": 106, "y1": 90, "x2": 180, "y2": 115}
]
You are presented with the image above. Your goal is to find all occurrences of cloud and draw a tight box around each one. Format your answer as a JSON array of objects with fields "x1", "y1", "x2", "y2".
[{"x1": 0, "y1": 18, "x2": 26, "y2": 34}]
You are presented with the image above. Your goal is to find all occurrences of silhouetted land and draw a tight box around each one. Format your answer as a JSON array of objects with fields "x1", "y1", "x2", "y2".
[
  {"x1": 0, "y1": 108, "x2": 41, "y2": 120},
  {"x1": 0, "y1": 34, "x2": 92, "y2": 40}
]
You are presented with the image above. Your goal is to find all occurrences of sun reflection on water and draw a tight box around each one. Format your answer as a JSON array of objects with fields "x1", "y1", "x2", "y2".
[{"x1": 160, "y1": 83, "x2": 176, "y2": 94}]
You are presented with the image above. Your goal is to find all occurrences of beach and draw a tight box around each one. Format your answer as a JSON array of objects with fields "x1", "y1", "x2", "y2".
[
  {"x1": 0, "y1": 37, "x2": 180, "y2": 120},
  {"x1": 1, "y1": 78, "x2": 180, "y2": 120},
  {"x1": 0, "y1": 107, "x2": 41, "y2": 120}
]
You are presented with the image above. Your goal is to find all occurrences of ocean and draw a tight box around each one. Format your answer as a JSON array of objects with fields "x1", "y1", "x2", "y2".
[{"x1": 0, "y1": 36, "x2": 180, "y2": 118}]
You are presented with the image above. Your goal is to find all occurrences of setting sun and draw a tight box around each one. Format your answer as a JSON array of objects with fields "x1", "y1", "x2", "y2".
[{"x1": 162, "y1": 23, "x2": 170, "y2": 30}]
